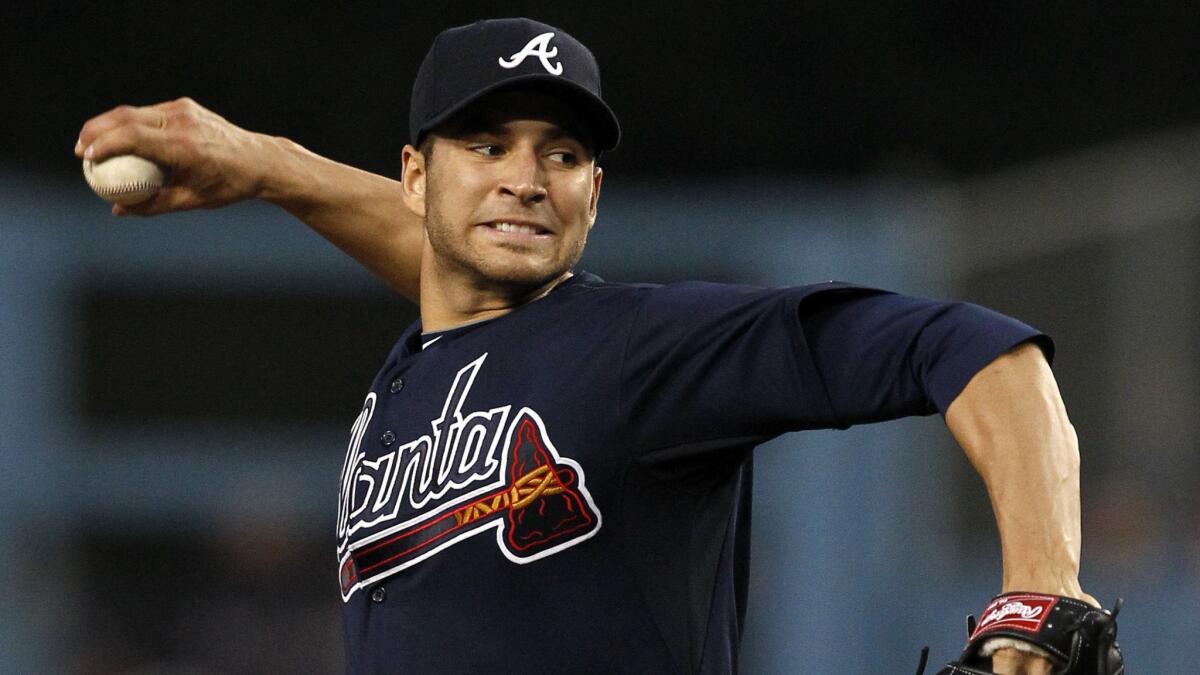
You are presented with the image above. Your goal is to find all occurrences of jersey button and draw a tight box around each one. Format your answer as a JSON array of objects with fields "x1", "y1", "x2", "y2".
[
  {"x1": 389, "y1": 377, "x2": 405, "y2": 394},
  {"x1": 381, "y1": 430, "x2": 396, "y2": 446},
  {"x1": 370, "y1": 586, "x2": 386, "y2": 603}
]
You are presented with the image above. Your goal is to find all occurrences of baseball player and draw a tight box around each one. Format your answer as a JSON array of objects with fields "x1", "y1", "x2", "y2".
[{"x1": 76, "y1": 18, "x2": 1122, "y2": 675}]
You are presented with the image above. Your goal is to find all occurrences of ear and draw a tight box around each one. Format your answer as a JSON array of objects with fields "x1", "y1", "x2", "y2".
[
  {"x1": 400, "y1": 144, "x2": 427, "y2": 218},
  {"x1": 587, "y1": 165, "x2": 603, "y2": 229}
]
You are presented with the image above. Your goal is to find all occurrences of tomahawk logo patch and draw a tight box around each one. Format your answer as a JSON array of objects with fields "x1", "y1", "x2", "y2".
[{"x1": 336, "y1": 354, "x2": 601, "y2": 600}]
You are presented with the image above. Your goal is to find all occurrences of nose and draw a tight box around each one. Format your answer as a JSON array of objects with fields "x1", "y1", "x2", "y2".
[{"x1": 498, "y1": 148, "x2": 548, "y2": 205}]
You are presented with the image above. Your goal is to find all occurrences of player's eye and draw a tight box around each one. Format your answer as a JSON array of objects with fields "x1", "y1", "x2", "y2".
[
  {"x1": 548, "y1": 151, "x2": 578, "y2": 167},
  {"x1": 470, "y1": 144, "x2": 504, "y2": 157}
]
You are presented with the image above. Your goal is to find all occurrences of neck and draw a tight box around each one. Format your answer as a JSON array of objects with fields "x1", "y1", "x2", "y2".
[{"x1": 418, "y1": 249, "x2": 572, "y2": 333}]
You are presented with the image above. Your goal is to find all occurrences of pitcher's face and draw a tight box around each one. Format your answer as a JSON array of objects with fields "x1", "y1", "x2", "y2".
[{"x1": 417, "y1": 90, "x2": 603, "y2": 290}]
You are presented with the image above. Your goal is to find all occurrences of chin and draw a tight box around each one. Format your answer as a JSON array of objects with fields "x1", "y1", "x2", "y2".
[
  {"x1": 474, "y1": 257, "x2": 569, "y2": 289},
  {"x1": 428, "y1": 226, "x2": 585, "y2": 293}
]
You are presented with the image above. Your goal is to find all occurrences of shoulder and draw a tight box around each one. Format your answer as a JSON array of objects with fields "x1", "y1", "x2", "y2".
[
  {"x1": 559, "y1": 272, "x2": 899, "y2": 326},
  {"x1": 632, "y1": 279, "x2": 893, "y2": 321},
  {"x1": 565, "y1": 270, "x2": 887, "y2": 305},
  {"x1": 566, "y1": 273, "x2": 897, "y2": 346}
]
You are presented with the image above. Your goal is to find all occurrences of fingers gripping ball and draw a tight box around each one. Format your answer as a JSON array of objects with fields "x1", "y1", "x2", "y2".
[{"x1": 82, "y1": 155, "x2": 165, "y2": 205}]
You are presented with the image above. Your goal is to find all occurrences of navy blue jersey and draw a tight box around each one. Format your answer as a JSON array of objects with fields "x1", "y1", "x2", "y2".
[{"x1": 335, "y1": 272, "x2": 1049, "y2": 674}]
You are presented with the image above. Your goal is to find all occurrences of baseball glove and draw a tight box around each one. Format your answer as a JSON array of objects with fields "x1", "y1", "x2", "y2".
[{"x1": 914, "y1": 592, "x2": 1124, "y2": 674}]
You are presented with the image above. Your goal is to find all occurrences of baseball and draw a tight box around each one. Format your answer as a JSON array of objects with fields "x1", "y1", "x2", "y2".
[{"x1": 82, "y1": 154, "x2": 165, "y2": 205}]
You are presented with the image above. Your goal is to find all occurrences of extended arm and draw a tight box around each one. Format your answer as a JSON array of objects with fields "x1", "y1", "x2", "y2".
[
  {"x1": 945, "y1": 342, "x2": 1098, "y2": 674},
  {"x1": 76, "y1": 98, "x2": 424, "y2": 301},
  {"x1": 790, "y1": 289, "x2": 1101, "y2": 673}
]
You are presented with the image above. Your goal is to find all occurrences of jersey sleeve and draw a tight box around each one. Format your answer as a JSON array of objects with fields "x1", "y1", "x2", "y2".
[
  {"x1": 797, "y1": 286, "x2": 1053, "y2": 426},
  {"x1": 618, "y1": 281, "x2": 1051, "y2": 467}
]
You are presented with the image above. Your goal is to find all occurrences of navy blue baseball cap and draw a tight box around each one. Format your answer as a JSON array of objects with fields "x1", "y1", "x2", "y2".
[{"x1": 409, "y1": 18, "x2": 620, "y2": 152}]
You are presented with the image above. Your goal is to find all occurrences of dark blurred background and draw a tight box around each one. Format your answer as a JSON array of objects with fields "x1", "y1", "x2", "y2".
[
  {"x1": 2, "y1": 2, "x2": 1197, "y2": 672},
  {"x1": 6, "y1": 2, "x2": 1200, "y2": 179}
]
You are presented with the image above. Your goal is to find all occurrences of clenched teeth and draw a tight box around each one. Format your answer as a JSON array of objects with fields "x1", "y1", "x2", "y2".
[{"x1": 490, "y1": 222, "x2": 545, "y2": 235}]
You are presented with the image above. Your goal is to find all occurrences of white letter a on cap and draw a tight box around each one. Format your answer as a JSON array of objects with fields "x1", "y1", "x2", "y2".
[{"x1": 498, "y1": 32, "x2": 564, "y2": 75}]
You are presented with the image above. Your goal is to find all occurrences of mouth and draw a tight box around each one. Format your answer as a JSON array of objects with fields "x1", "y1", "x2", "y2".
[{"x1": 478, "y1": 220, "x2": 553, "y2": 237}]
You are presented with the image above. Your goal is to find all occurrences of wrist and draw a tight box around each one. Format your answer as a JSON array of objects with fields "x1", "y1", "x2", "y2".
[
  {"x1": 255, "y1": 134, "x2": 315, "y2": 206},
  {"x1": 1003, "y1": 576, "x2": 1082, "y2": 596},
  {"x1": 1000, "y1": 577, "x2": 1098, "y2": 609},
  {"x1": 1000, "y1": 536, "x2": 1083, "y2": 599}
]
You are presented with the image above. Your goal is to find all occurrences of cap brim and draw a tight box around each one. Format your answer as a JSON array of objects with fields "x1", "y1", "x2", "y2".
[{"x1": 415, "y1": 73, "x2": 620, "y2": 153}]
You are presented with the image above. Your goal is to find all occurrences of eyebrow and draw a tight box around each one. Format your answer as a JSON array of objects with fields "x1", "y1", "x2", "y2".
[
  {"x1": 460, "y1": 119, "x2": 582, "y2": 142},
  {"x1": 447, "y1": 114, "x2": 594, "y2": 152}
]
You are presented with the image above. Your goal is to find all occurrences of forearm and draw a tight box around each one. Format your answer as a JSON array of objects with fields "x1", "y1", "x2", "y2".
[
  {"x1": 944, "y1": 342, "x2": 1086, "y2": 597},
  {"x1": 258, "y1": 135, "x2": 424, "y2": 301},
  {"x1": 77, "y1": 99, "x2": 425, "y2": 302}
]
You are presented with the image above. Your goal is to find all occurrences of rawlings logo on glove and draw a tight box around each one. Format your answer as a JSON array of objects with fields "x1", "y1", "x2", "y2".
[
  {"x1": 914, "y1": 592, "x2": 1124, "y2": 675},
  {"x1": 972, "y1": 595, "x2": 1056, "y2": 636}
]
